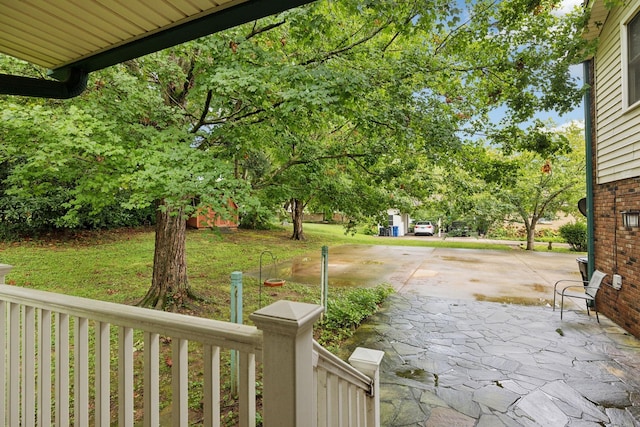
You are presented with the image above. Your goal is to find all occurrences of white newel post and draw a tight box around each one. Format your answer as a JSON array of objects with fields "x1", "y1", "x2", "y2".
[
  {"x1": 0, "y1": 264, "x2": 13, "y2": 284},
  {"x1": 349, "y1": 347, "x2": 385, "y2": 427},
  {"x1": 250, "y1": 300, "x2": 324, "y2": 427}
]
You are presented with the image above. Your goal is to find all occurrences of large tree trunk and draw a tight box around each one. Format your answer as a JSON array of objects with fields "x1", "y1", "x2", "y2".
[
  {"x1": 525, "y1": 217, "x2": 538, "y2": 251},
  {"x1": 290, "y1": 198, "x2": 305, "y2": 240},
  {"x1": 138, "y1": 200, "x2": 190, "y2": 310}
]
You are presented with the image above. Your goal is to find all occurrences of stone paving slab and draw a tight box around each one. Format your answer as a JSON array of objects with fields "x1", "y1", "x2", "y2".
[{"x1": 342, "y1": 294, "x2": 640, "y2": 426}]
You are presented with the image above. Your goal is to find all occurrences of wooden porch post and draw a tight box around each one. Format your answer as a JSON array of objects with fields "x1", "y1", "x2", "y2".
[
  {"x1": 349, "y1": 347, "x2": 385, "y2": 427},
  {"x1": 0, "y1": 264, "x2": 13, "y2": 284},
  {"x1": 250, "y1": 301, "x2": 323, "y2": 427}
]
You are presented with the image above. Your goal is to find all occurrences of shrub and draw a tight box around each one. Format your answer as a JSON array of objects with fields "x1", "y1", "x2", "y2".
[
  {"x1": 238, "y1": 200, "x2": 278, "y2": 230},
  {"x1": 0, "y1": 193, "x2": 155, "y2": 240},
  {"x1": 559, "y1": 221, "x2": 587, "y2": 252},
  {"x1": 317, "y1": 285, "x2": 394, "y2": 349},
  {"x1": 0, "y1": 193, "x2": 69, "y2": 239},
  {"x1": 535, "y1": 228, "x2": 563, "y2": 242},
  {"x1": 362, "y1": 225, "x2": 379, "y2": 236},
  {"x1": 487, "y1": 224, "x2": 526, "y2": 240}
]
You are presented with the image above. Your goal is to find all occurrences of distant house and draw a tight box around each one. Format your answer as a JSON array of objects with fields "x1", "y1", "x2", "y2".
[
  {"x1": 584, "y1": 0, "x2": 640, "y2": 338},
  {"x1": 187, "y1": 200, "x2": 238, "y2": 230}
]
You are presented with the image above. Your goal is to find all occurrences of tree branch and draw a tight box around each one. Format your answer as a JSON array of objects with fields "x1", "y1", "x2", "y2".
[
  {"x1": 537, "y1": 181, "x2": 578, "y2": 217},
  {"x1": 434, "y1": 0, "x2": 499, "y2": 55},
  {"x1": 190, "y1": 89, "x2": 213, "y2": 134},
  {"x1": 300, "y1": 18, "x2": 394, "y2": 66},
  {"x1": 201, "y1": 100, "x2": 284, "y2": 127},
  {"x1": 246, "y1": 20, "x2": 286, "y2": 39},
  {"x1": 253, "y1": 152, "x2": 373, "y2": 189},
  {"x1": 382, "y1": 10, "x2": 420, "y2": 53}
]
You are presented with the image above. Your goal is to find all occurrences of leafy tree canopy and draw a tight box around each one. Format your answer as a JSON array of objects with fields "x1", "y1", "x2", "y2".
[{"x1": 0, "y1": 0, "x2": 595, "y2": 303}]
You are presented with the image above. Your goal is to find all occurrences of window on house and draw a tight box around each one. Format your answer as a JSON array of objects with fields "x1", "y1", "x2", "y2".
[{"x1": 627, "y1": 12, "x2": 640, "y2": 106}]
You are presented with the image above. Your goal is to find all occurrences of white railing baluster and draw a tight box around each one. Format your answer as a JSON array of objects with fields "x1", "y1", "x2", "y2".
[
  {"x1": 0, "y1": 271, "x2": 9, "y2": 426},
  {"x1": 203, "y1": 345, "x2": 220, "y2": 427},
  {"x1": 172, "y1": 338, "x2": 188, "y2": 427},
  {"x1": 8, "y1": 303, "x2": 19, "y2": 427},
  {"x1": 346, "y1": 383, "x2": 353, "y2": 426},
  {"x1": 328, "y1": 374, "x2": 339, "y2": 427},
  {"x1": 20, "y1": 306, "x2": 24, "y2": 426},
  {"x1": 238, "y1": 351, "x2": 256, "y2": 427},
  {"x1": 358, "y1": 389, "x2": 366, "y2": 427},
  {"x1": 339, "y1": 379, "x2": 348, "y2": 426},
  {"x1": 38, "y1": 309, "x2": 52, "y2": 426},
  {"x1": 348, "y1": 384, "x2": 357, "y2": 427},
  {"x1": 23, "y1": 305, "x2": 35, "y2": 427},
  {"x1": 143, "y1": 332, "x2": 159, "y2": 427},
  {"x1": 56, "y1": 312, "x2": 70, "y2": 426},
  {"x1": 74, "y1": 317, "x2": 89, "y2": 426},
  {"x1": 354, "y1": 390, "x2": 362, "y2": 427},
  {"x1": 0, "y1": 301, "x2": 6, "y2": 425},
  {"x1": 119, "y1": 326, "x2": 134, "y2": 427},
  {"x1": 316, "y1": 366, "x2": 327, "y2": 427},
  {"x1": 355, "y1": 385, "x2": 362, "y2": 426},
  {"x1": 95, "y1": 321, "x2": 110, "y2": 426}
]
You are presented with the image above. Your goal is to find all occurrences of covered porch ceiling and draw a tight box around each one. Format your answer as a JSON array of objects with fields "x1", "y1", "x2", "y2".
[
  {"x1": 582, "y1": 0, "x2": 609, "y2": 44},
  {"x1": 0, "y1": 0, "x2": 314, "y2": 98}
]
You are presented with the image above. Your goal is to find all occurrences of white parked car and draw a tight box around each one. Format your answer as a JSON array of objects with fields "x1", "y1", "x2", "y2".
[{"x1": 414, "y1": 221, "x2": 435, "y2": 236}]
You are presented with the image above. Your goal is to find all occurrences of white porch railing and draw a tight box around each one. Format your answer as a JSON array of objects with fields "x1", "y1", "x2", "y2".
[
  {"x1": 313, "y1": 342, "x2": 384, "y2": 426},
  {"x1": 0, "y1": 267, "x2": 383, "y2": 427}
]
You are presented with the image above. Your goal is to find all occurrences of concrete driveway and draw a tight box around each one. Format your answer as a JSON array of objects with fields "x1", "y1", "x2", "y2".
[
  {"x1": 273, "y1": 242, "x2": 583, "y2": 306},
  {"x1": 390, "y1": 246, "x2": 581, "y2": 304}
]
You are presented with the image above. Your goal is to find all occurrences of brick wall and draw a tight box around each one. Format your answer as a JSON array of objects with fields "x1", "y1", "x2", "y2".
[{"x1": 593, "y1": 177, "x2": 640, "y2": 337}]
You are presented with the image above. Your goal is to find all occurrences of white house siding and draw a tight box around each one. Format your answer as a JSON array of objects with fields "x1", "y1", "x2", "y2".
[{"x1": 595, "y1": 1, "x2": 640, "y2": 183}]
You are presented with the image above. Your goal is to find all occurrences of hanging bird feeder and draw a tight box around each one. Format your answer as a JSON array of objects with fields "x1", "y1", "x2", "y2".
[{"x1": 259, "y1": 251, "x2": 285, "y2": 307}]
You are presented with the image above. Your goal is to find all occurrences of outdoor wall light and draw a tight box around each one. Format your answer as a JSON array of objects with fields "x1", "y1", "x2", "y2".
[{"x1": 621, "y1": 210, "x2": 640, "y2": 228}]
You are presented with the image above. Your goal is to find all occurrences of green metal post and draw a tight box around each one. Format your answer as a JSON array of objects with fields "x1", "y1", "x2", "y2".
[
  {"x1": 584, "y1": 60, "x2": 595, "y2": 277},
  {"x1": 320, "y1": 246, "x2": 329, "y2": 316},
  {"x1": 230, "y1": 271, "x2": 242, "y2": 395}
]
